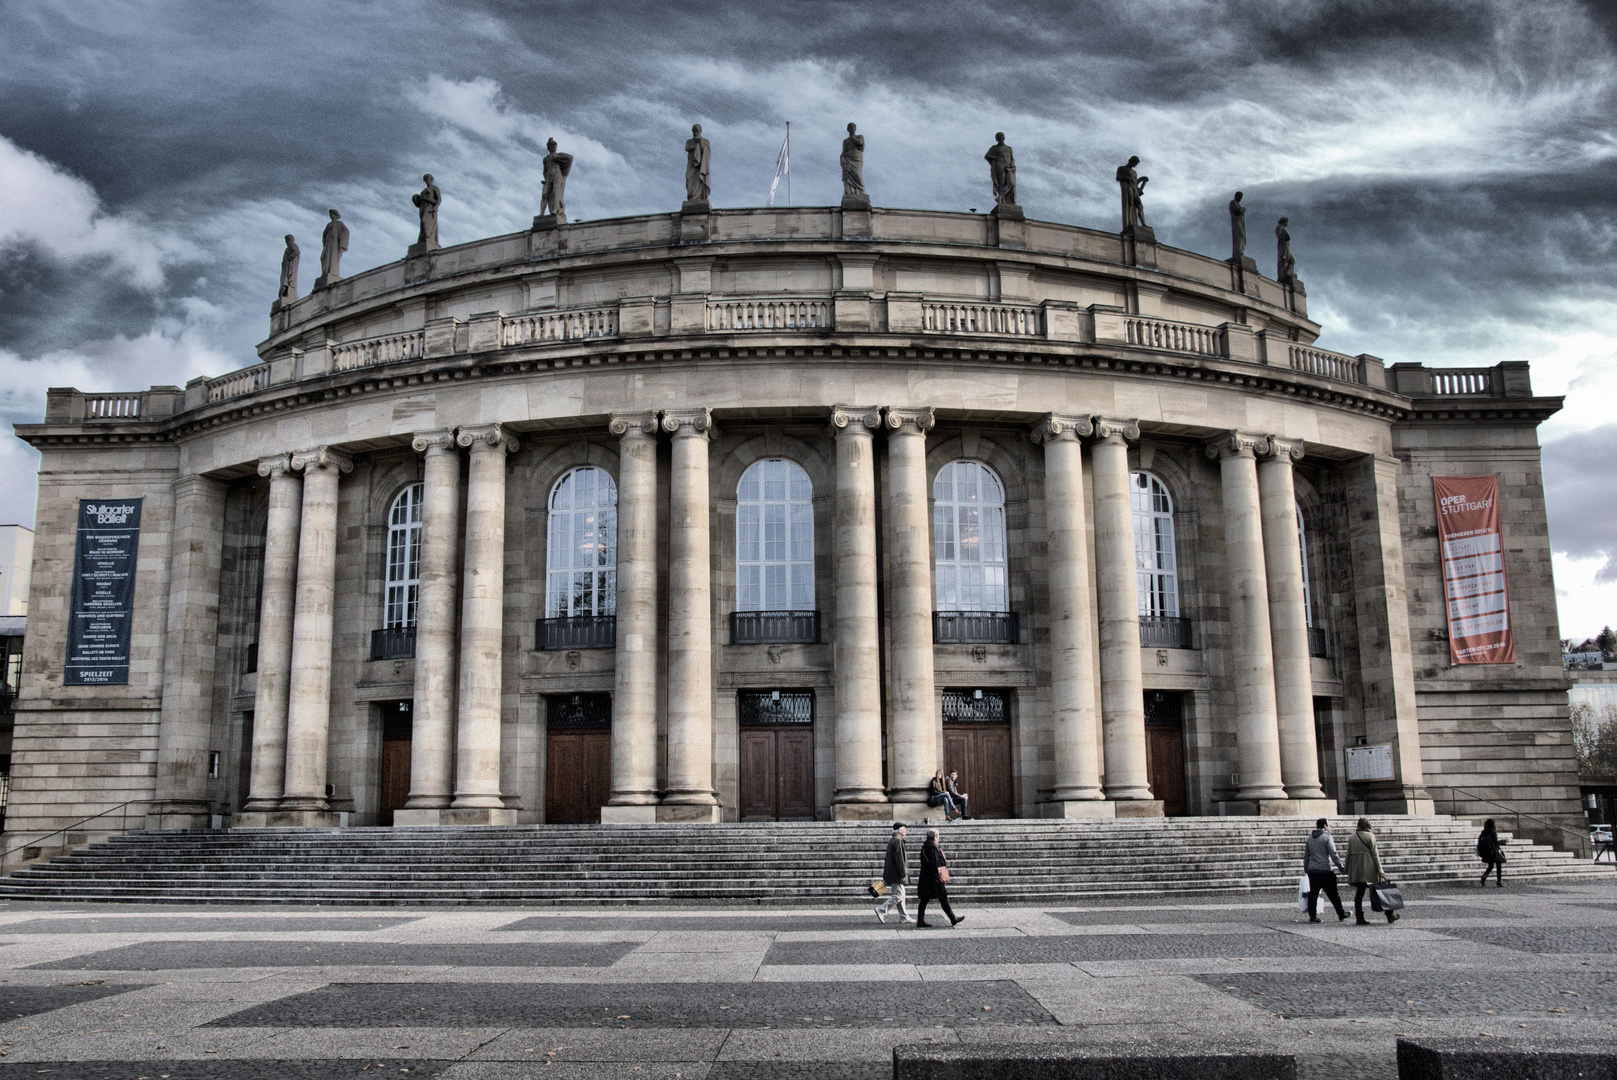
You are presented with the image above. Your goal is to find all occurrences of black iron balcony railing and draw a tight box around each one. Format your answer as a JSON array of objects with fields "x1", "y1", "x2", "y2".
[
  {"x1": 730, "y1": 610, "x2": 820, "y2": 645},
  {"x1": 1139, "y1": 615, "x2": 1193, "y2": 649},
  {"x1": 1307, "y1": 626, "x2": 1328, "y2": 658},
  {"x1": 933, "y1": 611, "x2": 1019, "y2": 645},
  {"x1": 535, "y1": 615, "x2": 616, "y2": 651},
  {"x1": 370, "y1": 626, "x2": 417, "y2": 661},
  {"x1": 942, "y1": 688, "x2": 1011, "y2": 723},
  {"x1": 245, "y1": 642, "x2": 258, "y2": 674}
]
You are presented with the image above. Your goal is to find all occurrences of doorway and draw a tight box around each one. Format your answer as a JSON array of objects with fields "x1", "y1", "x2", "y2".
[
  {"x1": 941, "y1": 689, "x2": 1013, "y2": 817},
  {"x1": 1143, "y1": 690, "x2": 1187, "y2": 816},
  {"x1": 378, "y1": 701, "x2": 412, "y2": 826},
  {"x1": 545, "y1": 693, "x2": 612, "y2": 823},
  {"x1": 737, "y1": 691, "x2": 815, "y2": 821}
]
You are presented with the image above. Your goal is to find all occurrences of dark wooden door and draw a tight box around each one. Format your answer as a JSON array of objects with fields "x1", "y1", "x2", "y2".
[
  {"x1": 1145, "y1": 723, "x2": 1187, "y2": 816},
  {"x1": 546, "y1": 730, "x2": 611, "y2": 823},
  {"x1": 379, "y1": 702, "x2": 413, "y2": 826},
  {"x1": 943, "y1": 724, "x2": 1013, "y2": 817},
  {"x1": 738, "y1": 728, "x2": 815, "y2": 820},
  {"x1": 739, "y1": 730, "x2": 778, "y2": 819}
]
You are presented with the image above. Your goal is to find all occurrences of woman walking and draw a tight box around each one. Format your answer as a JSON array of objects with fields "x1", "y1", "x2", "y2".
[
  {"x1": 1346, "y1": 817, "x2": 1398, "y2": 924},
  {"x1": 916, "y1": 828, "x2": 964, "y2": 928},
  {"x1": 1478, "y1": 819, "x2": 1506, "y2": 887}
]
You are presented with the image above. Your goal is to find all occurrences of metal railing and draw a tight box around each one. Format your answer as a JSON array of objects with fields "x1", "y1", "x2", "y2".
[
  {"x1": 942, "y1": 689, "x2": 1010, "y2": 723},
  {"x1": 1434, "y1": 785, "x2": 1603, "y2": 862},
  {"x1": 1, "y1": 799, "x2": 152, "y2": 866},
  {"x1": 535, "y1": 615, "x2": 616, "y2": 651},
  {"x1": 731, "y1": 610, "x2": 820, "y2": 645},
  {"x1": 370, "y1": 626, "x2": 417, "y2": 660},
  {"x1": 1307, "y1": 627, "x2": 1328, "y2": 658},
  {"x1": 739, "y1": 690, "x2": 814, "y2": 725},
  {"x1": 1139, "y1": 615, "x2": 1192, "y2": 649},
  {"x1": 933, "y1": 611, "x2": 1019, "y2": 645}
]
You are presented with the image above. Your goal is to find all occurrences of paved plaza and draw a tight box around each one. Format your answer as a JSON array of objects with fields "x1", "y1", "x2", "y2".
[{"x1": 0, "y1": 881, "x2": 1609, "y2": 1079}]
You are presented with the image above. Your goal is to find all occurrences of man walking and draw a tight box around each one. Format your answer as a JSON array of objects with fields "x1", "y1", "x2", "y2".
[
  {"x1": 875, "y1": 823, "x2": 913, "y2": 923},
  {"x1": 1303, "y1": 817, "x2": 1349, "y2": 923}
]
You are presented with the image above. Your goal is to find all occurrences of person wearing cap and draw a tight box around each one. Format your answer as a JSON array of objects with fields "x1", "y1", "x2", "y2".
[{"x1": 874, "y1": 823, "x2": 914, "y2": 923}]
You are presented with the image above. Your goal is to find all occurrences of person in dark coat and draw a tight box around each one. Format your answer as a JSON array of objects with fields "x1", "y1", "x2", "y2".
[
  {"x1": 916, "y1": 828, "x2": 964, "y2": 928},
  {"x1": 874, "y1": 823, "x2": 913, "y2": 923},
  {"x1": 1346, "y1": 817, "x2": 1398, "y2": 925},
  {"x1": 1477, "y1": 819, "x2": 1506, "y2": 887}
]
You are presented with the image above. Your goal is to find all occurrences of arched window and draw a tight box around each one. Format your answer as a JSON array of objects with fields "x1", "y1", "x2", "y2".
[
  {"x1": 1297, "y1": 504, "x2": 1313, "y2": 628},
  {"x1": 1131, "y1": 471, "x2": 1178, "y2": 618},
  {"x1": 384, "y1": 483, "x2": 423, "y2": 629},
  {"x1": 547, "y1": 466, "x2": 618, "y2": 618},
  {"x1": 934, "y1": 460, "x2": 1008, "y2": 611},
  {"x1": 736, "y1": 458, "x2": 814, "y2": 611}
]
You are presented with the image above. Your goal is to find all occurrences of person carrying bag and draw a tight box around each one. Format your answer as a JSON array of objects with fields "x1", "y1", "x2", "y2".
[{"x1": 1346, "y1": 817, "x2": 1400, "y2": 925}]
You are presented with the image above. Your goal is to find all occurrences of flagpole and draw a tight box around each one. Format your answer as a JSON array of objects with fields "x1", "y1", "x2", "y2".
[{"x1": 786, "y1": 122, "x2": 791, "y2": 206}]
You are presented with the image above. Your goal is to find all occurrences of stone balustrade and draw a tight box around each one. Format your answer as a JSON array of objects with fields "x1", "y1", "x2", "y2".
[
  {"x1": 1124, "y1": 316, "x2": 1225, "y2": 357},
  {"x1": 1386, "y1": 361, "x2": 1530, "y2": 398},
  {"x1": 920, "y1": 301, "x2": 1041, "y2": 336},
  {"x1": 83, "y1": 393, "x2": 144, "y2": 419},
  {"x1": 1287, "y1": 344, "x2": 1364, "y2": 384},
  {"x1": 332, "y1": 330, "x2": 426, "y2": 372},
  {"x1": 503, "y1": 306, "x2": 619, "y2": 346},
  {"x1": 706, "y1": 297, "x2": 830, "y2": 332},
  {"x1": 43, "y1": 387, "x2": 182, "y2": 423},
  {"x1": 207, "y1": 364, "x2": 270, "y2": 403}
]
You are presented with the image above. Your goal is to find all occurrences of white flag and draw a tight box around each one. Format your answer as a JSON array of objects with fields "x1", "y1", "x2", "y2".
[{"x1": 767, "y1": 130, "x2": 789, "y2": 206}]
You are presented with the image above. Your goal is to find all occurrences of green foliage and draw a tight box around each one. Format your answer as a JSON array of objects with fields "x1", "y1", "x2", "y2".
[{"x1": 1570, "y1": 700, "x2": 1617, "y2": 777}]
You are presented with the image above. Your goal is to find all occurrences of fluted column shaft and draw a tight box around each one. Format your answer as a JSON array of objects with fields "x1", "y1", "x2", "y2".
[
  {"x1": 280, "y1": 447, "x2": 352, "y2": 811},
  {"x1": 1210, "y1": 432, "x2": 1288, "y2": 801},
  {"x1": 244, "y1": 457, "x2": 300, "y2": 811},
  {"x1": 1259, "y1": 438, "x2": 1328, "y2": 800},
  {"x1": 883, "y1": 406, "x2": 936, "y2": 804},
  {"x1": 1035, "y1": 415, "x2": 1104, "y2": 803},
  {"x1": 662, "y1": 409, "x2": 719, "y2": 806},
  {"x1": 405, "y1": 430, "x2": 461, "y2": 810},
  {"x1": 831, "y1": 407, "x2": 886, "y2": 805},
  {"x1": 1090, "y1": 420, "x2": 1151, "y2": 800},
  {"x1": 608, "y1": 413, "x2": 661, "y2": 807},
  {"x1": 451, "y1": 424, "x2": 517, "y2": 809}
]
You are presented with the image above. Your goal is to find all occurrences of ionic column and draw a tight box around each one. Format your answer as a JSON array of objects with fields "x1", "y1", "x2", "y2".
[
  {"x1": 883, "y1": 406, "x2": 936, "y2": 806},
  {"x1": 1032, "y1": 414, "x2": 1105, "y2": 806},
  {"x1": 830, "y1": 406, "x2": 886, "y2": 809},
  {"x1": 1207, "y1": 431, "x2": 1287, "y2": 802},
  {"x1": 661, "y1": 408, "x2": 720, "y2": 813},
  {"x1": 1090, "y1": 418, "x2": 1151, "y2": 801},
  {"x1": 1259, "y1": 437, "x2": 1329, "y2": 802},
  {"x1": 403, "y1": 429, "x2": 461, "y2": 814},
  {"x1": 243, "y1": 455, "x2": 300, "y2": 812},
  {"x1": 604, "y1": 412, "x2": 661, "y2": 819},
  {"x1": 279, "y1": 446, "x2": 353, "y2": 814},
  {"x1": 451, "y1": 423, "x2": 518, "y2": 814}
]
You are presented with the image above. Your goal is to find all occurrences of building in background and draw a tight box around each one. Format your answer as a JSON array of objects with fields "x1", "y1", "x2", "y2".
[{"x1": 0, "y1": 526, "x2": 31, "y2": 617}]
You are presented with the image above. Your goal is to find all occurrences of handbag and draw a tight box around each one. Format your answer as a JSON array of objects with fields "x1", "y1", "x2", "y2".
[
  {"x1": 869, "y1": 879, "x2": 889, "y2": 898},
  {"x1": 1369, "y1": 881, "x2": 1404, "y2": 912},
  {"x1": 1297, "y1": 874, "x2": 1310, "y2": 912},
  {"x1": 938, "y1": 866, "x2": 951, "y2": 884}
]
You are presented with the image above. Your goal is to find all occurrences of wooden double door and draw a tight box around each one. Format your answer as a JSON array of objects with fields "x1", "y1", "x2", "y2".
[
  {"x1": 942, "y1": 724, "x2": 1013, "y2": 817},
  {"x1": 737, "y1": 690, "x2": 815, "y2": 821},
  {"x1": 545, "y1": 693, "x2": 612, "y2": 824},
  {"x1": 378, "y1": 701, "x2": 413, "y2": 826},
  {"x1": 1144, "y1": 690, "x2": 1188, "y2": 816}
]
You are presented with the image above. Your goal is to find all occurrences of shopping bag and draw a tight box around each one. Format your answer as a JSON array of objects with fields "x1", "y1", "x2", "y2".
[
  {"x1": 1296, "y1": 874, "x2": 1309, "y2": 912},
  {"x1": 869, "y1": 879, "x2": 889, "y2": 899},
  {"x1": 1370, "y1": 881, "x2": 1404, "y2": 912}
]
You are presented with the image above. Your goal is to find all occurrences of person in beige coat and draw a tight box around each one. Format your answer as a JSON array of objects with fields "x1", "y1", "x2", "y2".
[{"x1": 1347, "y1": 817, "x2": 1398, "y2": 925}]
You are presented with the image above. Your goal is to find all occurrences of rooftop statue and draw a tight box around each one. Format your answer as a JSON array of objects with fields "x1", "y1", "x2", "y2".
[
  {"x1": 1117, "y1": 156, "x2": 1147, "y2": 230},
  {"x1": 541, "y1": 139, "x2": 574, "y2": 222},
  {"x1": 985, "y1": 132, "x2": 1016, "y2": 206},
  {"x1": 685, "y1": 124, "x2": 711, "y2": 206},
  {"x1": 1276, "y1": 217, "x2": 1296, "y2": 285},
  {"x1": 274, "y1": 234, "x2": 299, "y2": 311},
  {"x1": 410, "y1": 174, "x2": 441, "y2": 255},
  {"x1": 315, "y1": 209, "x2": 348, "y2": 290},
  {"x1": 841, "y1": 122, "x2": 865, "y2": 199},
  {"x1": 1229, "y1": 191, "x2": 1246, "y2": 260}
]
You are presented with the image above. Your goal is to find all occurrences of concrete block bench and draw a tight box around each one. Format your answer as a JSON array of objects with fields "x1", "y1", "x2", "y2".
[
  {"x1": 892, "y1": 1044, "x2": 1296, "y2": 1079},
  {"x1": 1397, "y1": 1037, "x2": 1617, "y2": 1079}
]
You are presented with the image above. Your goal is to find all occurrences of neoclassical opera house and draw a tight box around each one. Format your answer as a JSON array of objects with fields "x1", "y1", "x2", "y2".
[{"x1": 3, "y1": 186, "x2": 1581, "y2": 847}]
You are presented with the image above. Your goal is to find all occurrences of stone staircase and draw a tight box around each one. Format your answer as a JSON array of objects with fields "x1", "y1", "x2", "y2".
[{"x1": 0, "y1": 816, "x2": 1607, "y2": 905}]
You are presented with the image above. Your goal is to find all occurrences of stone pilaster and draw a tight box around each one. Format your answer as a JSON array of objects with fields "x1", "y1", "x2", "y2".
[
  {"x1": 277, "y1": 446, "x2": 353, "y2": 822},
  {"x1": 830, "y1": 406, "x2": 887, "y2": 817},
  {"x1": 449, "y1": 423, "x2": 518, "y2": 824},
  {"x1": 601, "y1": 412, "x2": 662, "y2": 824},
  {"x1": 883, "y1": 405, "x2": 936, "y2": 807},
  {"x1": 1259, "y1": 437, "x2": 1331, "y2": 808},
  {"x1": 1090, "y1": 417, "x2": 1157, "y2": 811},
  {"x1": 241, "y1": 454, "x2": 300, "y2": 815},
  {"x1": 1207, "y1": 431, "x2": 1288, "y2": 804},
  {"x1": 660, "y1": 408, "x2": 721, "y2": 820},
  {"x1": 1031, "y1": 415, "x2": 1111, "y2": 816},
  {"x1": 148, "y1": 475, "x2": 227, "y2": 831},
  {"x1": 395, "y1": 429, "x2": 461, "y2": 825}
]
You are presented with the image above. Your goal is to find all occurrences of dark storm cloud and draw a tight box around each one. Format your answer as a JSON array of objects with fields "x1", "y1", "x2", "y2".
[{"x1": 1544, "y1": 425, "x2": 1617, "y2": 580}]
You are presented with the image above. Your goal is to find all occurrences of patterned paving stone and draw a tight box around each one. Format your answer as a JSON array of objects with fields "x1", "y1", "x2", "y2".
[
  {"x1": 0, "y1": 981, "x2": 144, "y2": 1020},
  {"x1": 1434, "y1": 926, "x2": 1617, "y2": 953},
  {"x1": 1196, "y1": 970, "x2": 1617, "y2": 1018},
  {"x1": 0, "y1": 1063, "x2": 449, "y2": 1079},
  {"x1": 0, "y1": 917, "x2": 421, "y2": 935},
  {"x1": 1047, "y1": 908, "x2": 1301, "y2": 927},
  {"x1": 29, "y1": 941, "x2": 638, "y2": 970},
  {"x1": 205, "y1": 980, "x2": 1056, "y2": 1029},
  {"x1": 494, "y1": 916, "x2": 880, "y2": 933},
  {"x1": 763, "y1": 932, "x2": 1350, "y2": 966},
  {"x1": 706, "y1": 1064, "x2": 886, "y2": 1079}
]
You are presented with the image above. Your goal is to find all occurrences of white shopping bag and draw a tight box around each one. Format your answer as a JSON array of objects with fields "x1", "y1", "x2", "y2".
[{"x1": 1296, "y1": 874, "x2": 1309, "y2": 912}]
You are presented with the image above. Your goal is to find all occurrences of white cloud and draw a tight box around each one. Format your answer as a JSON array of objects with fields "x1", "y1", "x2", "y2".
[{"x1": 1554, "y1": 552, "x2": 1617, "y2": 640}]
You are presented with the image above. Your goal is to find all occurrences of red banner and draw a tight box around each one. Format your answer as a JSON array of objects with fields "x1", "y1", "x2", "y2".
[{"x1": 1433, "y1": 476, "x2": 1514, "y2": 665}]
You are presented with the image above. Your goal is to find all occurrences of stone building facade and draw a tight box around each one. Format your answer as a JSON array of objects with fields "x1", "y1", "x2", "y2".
[{"x1": 1, "y1": 204, "x2": 1580, "y2": 854}]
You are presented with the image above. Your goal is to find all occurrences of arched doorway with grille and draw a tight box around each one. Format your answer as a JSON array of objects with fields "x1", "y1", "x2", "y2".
[{"x1": 544, "y1": 693, "x2": 612, "y2": 823}]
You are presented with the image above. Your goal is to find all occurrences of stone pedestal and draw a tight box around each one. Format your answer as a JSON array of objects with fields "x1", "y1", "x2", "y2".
[
  {"x1": 833, "y1": 803, "x2": 898, "y2": 822},
  {"x1": 1122, "y1": 225, "x2": 1157, "y2": 269},
  {"x1": 883, "y1": 406, "x2": 937, "y2": 806},
  {"x1": 404, "y1": 429, "x2": 461, "y2": 816},
  {"x1": 680, "y1": 201, "x2": 711, "y2": 243},
  {"x1": 1228, "y1": 254, "x2": 1259, "y2": 295},
  {"x1": 662, "y1": 409, "x2": 720, "y2": 808},
  {"x1": 1220, "y1": 797, "x2": 1338, "y2": 818},
  {"x1": 235, "y1": 810, "x2": 343, "y2": 829},
  {"x1": 840, "y1": 196, "x2": 873, "y2": 240},
  {"x1": 600, "y1": 805, "x2": 659, "y2": 824},
  {"x1": 1112, "y1": 800, "x2": 1166, "y2": 818},
  {"x1": 1040, "y1": 800, "x2": 1118, "y2": 819},
  {"x1": 830, "y1": 407, "x2": 887, "y2": 810},
  {"x1": 440, "y1": 807, "x2": 517, "y2": 826},
  {"x1": 657, "y1": 804, "x2": 722, "y2": 823},
  {"x1": 608, "y1": 413, "x2": 662, "y2": 813},
  {"x1": 990, "y1": 203, "x2": 1026, "y2": 249}
]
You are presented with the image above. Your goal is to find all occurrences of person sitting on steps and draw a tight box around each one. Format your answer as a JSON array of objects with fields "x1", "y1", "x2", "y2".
[
  {"x1": 947, "y1": 770, "x2": 972, "y2": 820},
  {"x1": 927, "y1": 770, "x2": 960, "y2": 819}
]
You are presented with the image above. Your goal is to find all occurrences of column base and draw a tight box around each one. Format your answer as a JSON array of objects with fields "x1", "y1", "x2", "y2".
[
  {"x1": 1040, "y1": 800, "x2": 1117, "y2": 820},
  {"x1": 1111, "y1": 800, "x2": 1166, "y2": 819},
  {"x1": 392, "y1": 808, "x2": 448, "y2": 827},
  {"x1": 436, "y1": 808, "x2": 517, "y2": 826},
  {"x1": 145, "y1": 803, "x2": 212, "y2": 831},
  {"x1": 832, "y1": 802, "x2": 894, "y2": 822},
  {"x1": 234, "y1": 810, "x2": 345, "y2": 829},
  {"x1": 600, "y1": 805, "x2": 660, "y2": 824},
  {"x1": 656, "y1": 804, "x2": 722, "y2": 823},
  {"x1": 1219, "y1": 798, "x2": 1339, "y2": 817}
]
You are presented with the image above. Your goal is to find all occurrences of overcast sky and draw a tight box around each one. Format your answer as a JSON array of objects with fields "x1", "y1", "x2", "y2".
[{"x1": 1, "y1": 0, "x2": 1615, "y2": 638}]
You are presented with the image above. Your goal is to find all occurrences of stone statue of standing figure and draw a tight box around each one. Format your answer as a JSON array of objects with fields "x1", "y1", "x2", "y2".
[
  {"x1": 410, "y1": 174, "x2": 441, "y2": 256},
  {"x1": 315, "y1": 209, "x2": 349, "y2": 290},
  {"x1": 1117, "y1": 156, "x2": 1147, "y2": 230},
  {"x1": 841, "y1": 122, "x2": 865, "y2": 201},
  {"x1": 1228, "y1": 191, "x2": 1247, "y2": 260},
  {"x1": 985, "y1": 132, "x2": 1016, "y2": 206},
  {"x1": 274, "y1": 234, "x2": 299, "y2": 310},
  {"x1": 540, "y1": 138, "x2": 574, "y2": 222},
  {"x1": 1276, "y1": 217, "x2": 1296, "y2": 284},
  {"x1": 684, "y1": 124, "x2": 711, "y2": 207}
]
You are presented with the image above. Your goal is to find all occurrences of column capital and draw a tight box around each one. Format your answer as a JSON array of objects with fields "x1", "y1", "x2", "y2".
[
  {"x1": 457, "y1": 422, "x2": 520, "y2": 453},
  {"x1": 1262, "y1": 435, "x2": 1306, "y2": 463},
  {"x1": 1089, "y1": 416, "x2": 1140, "y2": 443},
  {"x1": 882, "y1": 406, "x2": 935, "y2": 434},
  {"x1": 609, "y1": 411, "x2": 660, "y2": 439},
  {"x1": 661, "y1": 408, "x2": 716, "y2": 439},
  {"x1": 829, "y1": 405, "x2": 882, "y2": 436},
  {"x1": 257, "y1": 452, "x2": 296, "y2": 479},
  {"x1": 1030, "y1": 413, "x2": 1093, "y2": 444},
  {"x1": 1205, "y1": 430, "x2": 1270, "y2": 461},
  {"x1": 289, "y1": 446, "x2": 354, "y2": 474},
  {"x1": 411, "y1": 427, "x2": 457, "y2": 454}
]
